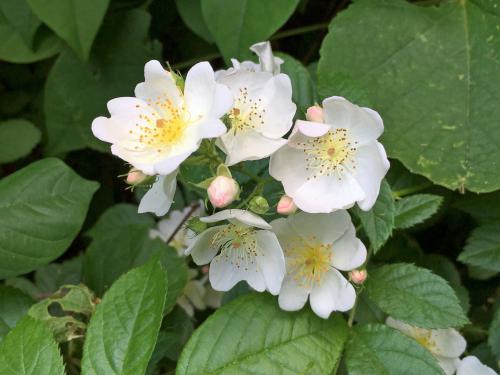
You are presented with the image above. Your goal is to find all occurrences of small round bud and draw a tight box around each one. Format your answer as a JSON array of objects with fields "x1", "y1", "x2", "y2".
[
  {"x1": 277, "y1": 195, "x2": 297, "y2": 215},
  {"x1": 306, "y1": 105, "x2": 324, "y2": 123},
  {"x1": 186, "y1": 217, "x2": 207, "y2": 234},
  {"x1": 126, "y1": 168, "x2": 148, "y2": 185},
  {"x1": 249, "y1": 196, "x2": 269, "y2": 214},
  {"x1": 207, "y1": 176, "x2": 239, "y2": 208},
  {"x1": 349, "y1": 269, "x2": 367, "y2": 285}
]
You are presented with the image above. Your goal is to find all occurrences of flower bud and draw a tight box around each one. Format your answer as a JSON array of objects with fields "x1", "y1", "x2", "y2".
[
  {"x1": 207, "y1": 176, "x2": 239, "y2": 208},
  {"x1": 306, "y1": 105, "x2": 324, "y2": 123},
  {"x1": 249, "y1": 196, "x2": 269, "y2": 214},
  {"x1": 349, "y1": 269, "x2": 367, "y2": 285},
  {"x1": 277, "y1": 195, "x2": 297, "y2": 215},
  {"x1": 126, "y1": 168, "x2": 148, "y2": 185}
]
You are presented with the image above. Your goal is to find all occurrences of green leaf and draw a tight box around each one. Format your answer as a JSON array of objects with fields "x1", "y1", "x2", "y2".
[
  {"x1": 44, "y1": 9, "x2": 160, "y2": 155},
  {"x1": 81, "y1": 260, "x2": 168, "y2": 375},
  {"x1": 0, "y1": 316, "x2": 65, "y2": 375},
  {"x1": 0, "y1": 119, "x2": 41, "y2": 164},
  {"x1": 175, "y1": 0, "x2": 213, "y2": 43},
  {"x1": 276, "y1": 52, "x2": 318, "y2": 114},
  {"x1": 394, "y1": 194, "x2": 443, "y2": 229},
  {"x1": 34, "y1": 255, "x2": 83, "y2": 294},
  {"x1": 0, "y1": 1, "x2": 62, "y2": 63},
  {"x1": 29, "y1": 284, "x2": 97, "y2": 342},
  {"x1": 459, "y1": 223, "x2": 500, "y2": 272},
  {"x1": 0, "y1": 158, "x2": 99, "y2": 279},
  {"x1": 455, "y1": 190, "x2": 500, "y2": 223},
  {"x1": 355, "y1": 180, "x2": 395, "y2": 252},
  {"x1": 27, "y1": 0, "x2": 109, "y2": 60},
  {"x1": 366, "y1": 263, "x2": 468, "y2": 329},
  {"x1": 488, "y1": 308, "x2": 500, "y2": 363},
  {"x1": 318, "y1": 0, "x2": 500, "y2": 192},
  {"x1": 345, "y1": 323, "x2": 443, "y2": 375},
  {"x1": 84, "y1": 205, "x2": 187, "y2": 311},
  {"x1": 201, "y1": 0, "x2": 299, "y2": 62},
  {"x1": 0, "y1": 286, "x2": 33, "y2": 342},
  {"x1": 177, "y1": 293, "x2": 348, "y2": 375}
]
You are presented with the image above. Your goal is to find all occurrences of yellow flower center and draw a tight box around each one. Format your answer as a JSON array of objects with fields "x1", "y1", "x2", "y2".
[
  {"x1": 413, "y1": 329, "x2": 437, "y2": 352},
  {"x1": 210, "y1": 224, "x2": 261, "y2": 271},
  {"x1": 227, "y1": 87, "x2": 265, "y2": 134},
  {"x1": 285, "y1": 237, "x2": 332, "y2": 289},
  {"x1": 295, "y1": 129, "x2": 358, "y2": 180}
]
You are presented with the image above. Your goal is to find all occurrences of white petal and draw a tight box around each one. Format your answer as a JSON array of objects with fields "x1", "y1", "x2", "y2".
[
  {"x1": 185, "y1": 226, "x2": 224, "y2": 265},
  {"x1": 295, "y1": 119, "x2": 331, "y2": 137},
  {"x1": 258, "y1": 74, "x2": 296, "y2": 138},
  {"x1": 457, "y1": 356, "x2": 498, "y2": 375},
  {"x1": 309, "y1": 269, "x2": 356, "y2": 318},
  {"x1": 134, "y1": 60, "x2": 183, "y2": 108},
  {"x1": 293, "y1": 173, "x2": 365, "y2": 213},
  {"x1": 322, "y1": 96, "x2": 384, "y2": 145},
  {"x1": 201, "y1": 209, "x2": 271, "y2": 229},
  {"x1": 255, "y1": 230, "x2": 285, "y2": 295},
  {"x1": 218, "y1": 129, "x2": 287, "y2": 166},
  {"x1": 209, "y1": 252, "x2": 266, "y2": 292},
  {"x1": 269, "y1": 145, "x2": 309, "y2": 196},
  {"x1": 354, "y1": 141, "x2": 390, "y2": 211},
  {"x1": 249, "y1": 41, "x2": 283, "y2": 74},
  {"x1": 196, "y1": 119, "x2": 227, "y2": 140},
  {"x1": 278, "y1": 275, "x2": 309, "y2": 311},
  {"x1": 330, "y1": 224, "x2": 367, "y2": 271},
  {"x1": 430, "y1": 328, "x2": 466, "y2": 358},
  {"x1": 138, "y1": 171, "x2": 178, "y2": 216},
  {"x1": 184, "y1": 61, "x2": 232, "y2": 121},
  {"x1": 386, "y1": 317, "x2": 415, "y2": 336},
  {"x1": 436, "y1": 355, "x2": 461, "y2": 375},
  {"x1": 148, "y1": 148, "x2": 196, "y2": 175},
  {"x1": 286, "y1": 211, "x2": 352, "y2": 244}
]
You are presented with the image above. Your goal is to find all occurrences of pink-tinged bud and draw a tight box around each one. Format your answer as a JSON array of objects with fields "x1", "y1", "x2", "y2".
[
  {"x1": 126, "y1": 168, "x2": 147, "y2": 185},
  {"x1": 349, "y1": 269, "x2": 367, "y2": 285},
  {"x1": 201, "y1": 265, "x2": 209, "y2": 274},
  {"x1": 277, "y1": 195, "x2": 297, "y2": 215},
  {"x1": 207, "y1": 176, "x2": 239, "y2": 208},
  {"x1": 306, "y1": 105, "x2": 324, "y2": 123}
]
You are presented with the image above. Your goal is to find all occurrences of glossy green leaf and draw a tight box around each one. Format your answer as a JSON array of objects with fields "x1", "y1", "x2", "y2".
[
  {"x1": 455, "y1": 190, "x2": 500, "y2": 223},
  {"x1": 355, "y1": 180, "x2": 395, "y2": 252},
  {"x1": 0, "y1": 158, "x2": 98, "y2": 279},
  {"x1": 177, "y1": 293, "x2": 348, "y2": 375},
  {"x1": 459, "y1": 223, "x2": 500, "y2": 272},
  {"x1": 394, "y1": 194, "x2": 443, "y2": 229},
  {"x1": 488, "y1": 307, "x2": 500, "y2": 363},
  {"x1": 27, "y1": 0, "x2": 110, "y2": 60},
  {"x1": 0, "y1": 119, "x2": 41, "y2": 163},
  {"x1": 84, "y1": 204, "x2": 187, "y2": 311},
  {"x1": 0, "y1": 0, "x2": 62, "y2": 63},
  {"x1": 318, "y1": 0, "x2": 500, "y2": 192},
  {"x1": 44, "y1": 9, "x2": 160, "y2": 155},
  {"x1": 176, "y1": 0, "x2": 213, "y2": 43},
  {"x1": 0, "y1": 286, "x2": 33, "y2": 342},
  {"x1": 345, "y1": 324, "x2": 443, "y2": 375},
  {"x1": 276, "y1": 52, "x2": 317, "y2": 114},
  {"x1": 81, "y1": 260, "x2": 168, "y2": 375},
  {"x1": 34, "y1": 255, "x2": 83, "y2": 294},
  {"x1": 366, "y1": 263, "x2": 468, "y2": 328},
  {"x1": 0, "y1": 316, "x2": 65, "y2": 375},
  {"x1": 201, "y1": 0, "x2": 299, "y2": 62}
]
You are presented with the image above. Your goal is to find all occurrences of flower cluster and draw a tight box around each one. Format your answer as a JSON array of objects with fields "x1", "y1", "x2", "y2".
[{"x1": 92, "y1": 41, "x2": 389, "y2": 319}]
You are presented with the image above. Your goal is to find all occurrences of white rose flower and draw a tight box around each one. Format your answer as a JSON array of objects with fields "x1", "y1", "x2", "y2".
[
  {"x1": 138, "y1": 169, "x2": 178, "y2": 216},
  {"x1": 271, "y1": 211, "x2": 366, "y2": 319},
  {"x1": 215, "y1": 68, "x2": 296, "y2": 166},
  {"x1": 185, "y1": 209, "x2": 285, "y2": 294},
  {"x1": 218, "y1": 41, "x2": 283, "y2": 76},
  {"x1": 92, "y1": 60, "x2": 232, "y2": 175},
  {"x1": 269, "y1": 97, "x2": 390, "y2": 213},
  {"x1": 386, "y1": 317, "x2": 466, "y2": 375},
  {"x1": 457, "y1": 356, "x2": 498, "y2": 375}
]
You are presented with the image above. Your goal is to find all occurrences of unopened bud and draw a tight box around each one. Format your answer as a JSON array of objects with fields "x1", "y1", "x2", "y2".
[
  {"x1": 349, "y1": 269, "x2": 367, "y2": 285},
  {"x1": 207, "y1": 176, "x2": 239, "y2": 208},
  {"x1": 126, "y1": 168, "x2": 148, "y2": 185},
  {"x1": 249, "y1": 196, "x2": 269, "y2": 214},
  {"x1": 277, "y1": 195, "x2": 297, "y2": 215},
  {"x1": 306, "y1": 105, "x2": 324, "y2": 123},
  {"x1": 187, "y1": 217, "x2": 207, "y2": 234}
]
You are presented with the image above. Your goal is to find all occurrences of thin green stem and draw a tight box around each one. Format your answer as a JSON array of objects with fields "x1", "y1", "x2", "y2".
[
  {"x1": 347, "y1": 245, "x2": 372, "y2": 327},
  {"x1": 392, "y1": 182, "x2": 433, "y2": 199},
  {"x1": 271, "y1": 22, "x2": 329, "y2": 41}
]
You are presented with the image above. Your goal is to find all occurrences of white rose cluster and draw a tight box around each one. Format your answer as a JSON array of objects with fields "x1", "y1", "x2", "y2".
[{"x1": 92, "y1": 41, "x2": 389, "y2": 319}]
